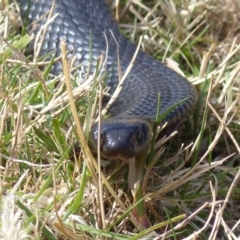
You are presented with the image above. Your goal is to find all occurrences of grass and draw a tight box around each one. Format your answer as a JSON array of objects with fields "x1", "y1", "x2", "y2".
[{"x1": 1, "y1": 0, "x2": 240, "y2": 239}]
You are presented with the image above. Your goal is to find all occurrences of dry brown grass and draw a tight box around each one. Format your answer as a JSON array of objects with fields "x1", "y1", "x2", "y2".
[{"x1": 0, "y1": 0, "x2": 240, "y2": 239}]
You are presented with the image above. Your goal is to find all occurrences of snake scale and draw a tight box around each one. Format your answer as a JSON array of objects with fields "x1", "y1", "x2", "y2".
[{"x1": 16, "y1": 0, "x2": 197, "y2": 159}]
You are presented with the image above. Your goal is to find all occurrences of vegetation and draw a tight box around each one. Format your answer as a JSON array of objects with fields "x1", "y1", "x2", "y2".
[{"x1": 0, "y1": 0, "x2": 240, "y2": 239}]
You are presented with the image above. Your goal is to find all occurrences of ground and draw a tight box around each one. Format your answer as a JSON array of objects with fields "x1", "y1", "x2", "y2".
[{"x1": 0, "y1": 0, "x2": 240, "y2": 239}]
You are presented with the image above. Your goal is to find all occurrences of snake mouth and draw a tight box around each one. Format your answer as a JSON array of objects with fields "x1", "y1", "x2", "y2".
[{"x1": 90, "y1": 119, "x2": 153, "y2": 160}]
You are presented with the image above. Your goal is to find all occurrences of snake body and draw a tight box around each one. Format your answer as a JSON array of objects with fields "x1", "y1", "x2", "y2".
[{"x1": 17, "y1": 0, "x2": 197, "y2": 159}]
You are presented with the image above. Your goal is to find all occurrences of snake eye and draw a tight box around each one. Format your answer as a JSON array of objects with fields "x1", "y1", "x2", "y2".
[
  {"x1": 135, "y1": 129, "x2": 142, "y2": 141},
  {"x1": 93, "y1": 129, "x2": 105, "y2": 147},
  {"x1": 130, "y1": 139, "x2": 135, "y2": 149},
  {"x1": 98, "y1": 131, "x2": 105, "y2": 147}
]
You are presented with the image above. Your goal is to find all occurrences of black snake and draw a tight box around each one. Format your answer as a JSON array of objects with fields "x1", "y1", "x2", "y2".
[{"x1": 16, "y1": 0, "x2": 197, "y2": 159}]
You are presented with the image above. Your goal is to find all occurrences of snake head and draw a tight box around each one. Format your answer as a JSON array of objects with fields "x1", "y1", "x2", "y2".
[{"x1": 90, "y1": 119, "x2": 153, "y2": 160}]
